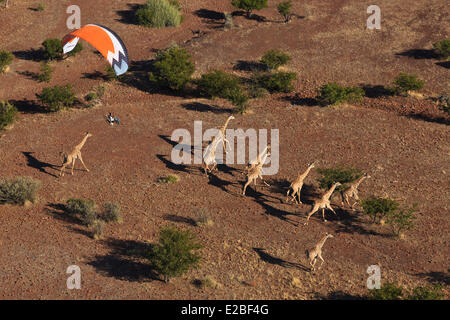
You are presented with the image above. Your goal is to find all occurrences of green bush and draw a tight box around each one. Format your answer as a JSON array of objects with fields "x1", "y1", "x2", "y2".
[
  {"x1": 157, "y1": 174, "x2": 180, "y2": 184},
  {"x1": 197, "y1": 70, "x2": 249, "y2": 112},
  {"x1": 433, "y1": 39, "x2": 450, "y2": 59},
  {"x1": 260, "y1": 49, "x2": 291, "y2": 70},
  {"x1": 66, "y1": 198, "x2": 98, "y2": 226},
  {"x1": 36, "y1": 84, "x2": 76, "y2": 112},
  {"x1": 254, "y1": 71, "x2": 296, "y2": 93},
  {"x1": 85, "y1": 92, "x2": 97, "y2": 102},
  {"x1": 90, "y1": 219, "x2": 104, "y2": 240},
  {"x1": 232, "y1": 0, "x2": 268, "y2": 18},
  {"x1": 316, "y1": 82, "x2": 365, "y2": 106},
  {"x1": 136, "y1": 0, "x2": 182, "y2": 28},
  {"x1": 37, "y1": 62, "x2": 53, "y2": 83},
  {"x1": 407, "y1": 284, "x2": 445, "y2": 300},
  {"x1": 385, "y1": 204, "x2": 417, "y2": 237},
  {"x1": 0, "y1": 50, "x2": 13, "y2": 73},
  {"x1": 277, "y1": 1, "x2": 292, "y2": 22},
  {"x1": 392, "y1": 72, "x2": 424, "y2": 95},
  {"x1": 147, "y1": 225, "x2": 202, "y2": 282},
  {"x1": 42, "y1": 38, "x2": 63, "y2": 60},
  {"x1": 317, "y1": 166, "x2": 363, "y2": 193},
  {"x1": 37, "y1": 3, "x2": 45, "y2": 11},
  {"x1": 0, "y1": 101, "x2": 18, "y2": 130},
  {"x1": 105, "y1": 66, "x2": 118, "y2": 82},
  {"x1": 101, "y1": 202, "x2": 122, "y2": 223},
  {"x1": 360, "y1": 197, "x2": 400, "y2": 224},
  {"x1": 148, "y1": 46, "x2": 195, "y2": 91},
  {"x1": 0, "y1": 177, "x2": 41, "y2": 205},
  {"x1": 369, "y1": 282, "x2": 404, "y2": 300}
]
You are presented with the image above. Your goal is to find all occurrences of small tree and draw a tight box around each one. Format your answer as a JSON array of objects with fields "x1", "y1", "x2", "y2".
[
  {"x1": 36, "y1": 84, "x2": 76, "y2": 112},
  {"x1": 260, "y1": 49, "x2": 291, "y2": 70},
  {"x1": 433, "y1": 39, "x2": 450, "y2": 59},
  {"x1": 385, "y1": 204, "x2": 417, "y2": 238},
  {"x1": 317, "y1": 166, "x2": 363, "y2": 194},
  {"x1": 392, "y1": 72, "x2": 425, "y2": 95},
  {"x1": 101, "y1": 202, "x2": 122, "y2": 223},
  {"x1": 67, "y1": 43, "x2": 83, "y2": 57},
  {"x1": 360, "y1": 197, "x2": 399, "y2": 224},
  {"x1": 42, "y1": 38, "x2": 63, "y2": 60},
  {"x1": 196, "y1": 70, "x2": 249, "y2": 113},
  {"x1": 148, "y1": 225, "x2": 202, "y2": 282},
  {"x1": 0, "y1": 50, "x2": 13, "y2": 73},
  {"x1": 0, "y1": 101, "x2": 17, "y2": 130},
  {"x1": 407, "y1": 284, "x2": 445, "y2": 300},
  {"x1": 66, "y1": 198, "x2": 98, "y2": 226},
  {"x1": 136, "y1": 0, "x2": 182, "y2": 28},
  {"x1": 316, "y1": 82, "x2": 365, "y2": 106},
  {"x1": 148, "y1": 46, "x2": 195, "y2": 91},
  {"x1": 368, "y1": 282, "x2": 404, "y2": 300},
  {"x1": 254, "y1": 71, "x2": 297, "y2": 93},
  {"x1": 0, "y1": 176, "x2": 41, "y2": 205},
  {"x1": 231, "y1": 0, "x2": 268, "y2": 18},
  {"x1": 37, "y1": 62, "x2": 53, "y2": 83},
  {"x1": 277, "y1": 1, "x2": 292, "y2": 22}
]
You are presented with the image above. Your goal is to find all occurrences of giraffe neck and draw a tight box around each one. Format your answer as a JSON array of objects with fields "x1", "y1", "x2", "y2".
[
  {"x1": 221, "y1": 117, "x2": 233, "y2": 132},
  {"x1": 75, "y1": 135, "x2": 89, "y2": 151},
  {"x1": 257, "y1": 153, "x2": 269, "y2": 168},
  {"x1": 353, "y1": 176, "x2": 366, "y2": 188},
  {"x1": 300, "y1": 166, "x2": 313, "y2": 179},
  {"x1": 317, "y1": 235, "x2": 330, "y2": 249},
  {"x1": 324, "y1": 184, "x2": 338, "y2": 199}
]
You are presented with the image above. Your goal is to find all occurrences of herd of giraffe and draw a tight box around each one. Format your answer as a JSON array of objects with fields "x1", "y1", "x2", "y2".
[{"x1": 58, "y1": 114, "x2": 371, "y2": 271}]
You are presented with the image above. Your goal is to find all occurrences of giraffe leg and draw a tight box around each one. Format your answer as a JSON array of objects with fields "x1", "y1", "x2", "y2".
[
  {"x1": 78, "y1": 155, "x2": 89, "y2": 172},
  {"x1": 327, "y1": 203, "x2": 337, "y2": 215},
  {"x1": 71, "y1": 159, "x2": 76, "y2": 175},
  {"x1": 297, "y1": 187, "x2": 302, "y2": 204},
  {"x1": 243, "y1": 179, "x2": 251, "y2": 195},
  {"x1": 318, "y1": 253, "x2": 325, "y2": 270},
  {"x1": 286, "y1": 189, "x2": 291, "y2": 202},
  {"x1": 322, "y1": 208, "x2": 327, "y2": 222},
  {"x1": 305, "y1": 204, "x2": 319, "y2": 225}
]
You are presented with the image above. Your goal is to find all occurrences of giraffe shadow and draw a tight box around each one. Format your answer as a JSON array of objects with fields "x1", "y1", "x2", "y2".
[
  {"x1": 156, "y1": 154, "x2": 195, "y2": 174},
  {"x1": 253, "y1": 248, "x2": 309, "y2": 271},
  {"x1": 22, "y1": 152, "x2": 59, "y2": 177}
]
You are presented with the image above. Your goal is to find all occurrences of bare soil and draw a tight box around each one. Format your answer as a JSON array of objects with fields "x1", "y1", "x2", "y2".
[{"x1": 0, "y1": 0, "x2": 449, "y2": 299}]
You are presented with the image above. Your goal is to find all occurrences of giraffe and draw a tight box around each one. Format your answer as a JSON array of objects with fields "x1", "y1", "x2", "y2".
[
  {"x1": 202, "y1": 135, "x2": 222, "y2": 177},
  {"x1": 304, "y1": 182, "x2": 342, "y2": 225},
  {"x1": 246, "y1": 146, "x2": 269, "y2": 174},
  {"x1": 59, "y1": 132, "x2": 93, "y2": 177},
  {"x1": 219, "y1": 115, "x2": 235, "y2": 153},
  {"x1": 286, "y1": 162, "x2": 316, "y2": 204},
  {"x1": 306, "y1": 233, "x2": 334, "y2": 271},
  {"x1": 242, "y1": 148, "x2": 270, "y2": 195},
  {"x1": 341, "y1": 173, "x2": 370, "y2": 209}
]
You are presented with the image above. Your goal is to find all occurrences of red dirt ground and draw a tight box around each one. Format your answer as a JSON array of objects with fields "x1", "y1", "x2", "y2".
[{"x1": 0, "y1": 0, "x2": 449, "y2": 299}]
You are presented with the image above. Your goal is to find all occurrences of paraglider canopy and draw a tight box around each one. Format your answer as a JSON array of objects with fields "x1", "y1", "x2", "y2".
[{"x1": 62, "y1": 24, "x2": 129, "y2": 76}]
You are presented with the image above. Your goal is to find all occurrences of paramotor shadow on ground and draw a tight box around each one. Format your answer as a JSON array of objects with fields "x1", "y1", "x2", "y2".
[
  {"x1": 181, "y1": 102, "x2": 234, "y2": 114},
  {"x1": 89, "y1": 238, "x2": 161, "y2": 282},
  {"x1": 81, "y1": 71, "x2": 108, "y2": 81},
  {"x1": 115, "y1": 4, "x2": 140, "y2": 25},
  {"x1": 12, "y1": 49, "x2": 45, "y2": 62},
  {"x1": 22, "y1": 151, "x2": 59, "y2": 177},
  {"x1": 253, "y1": 248, "x2": 310, "y2": 271}
]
